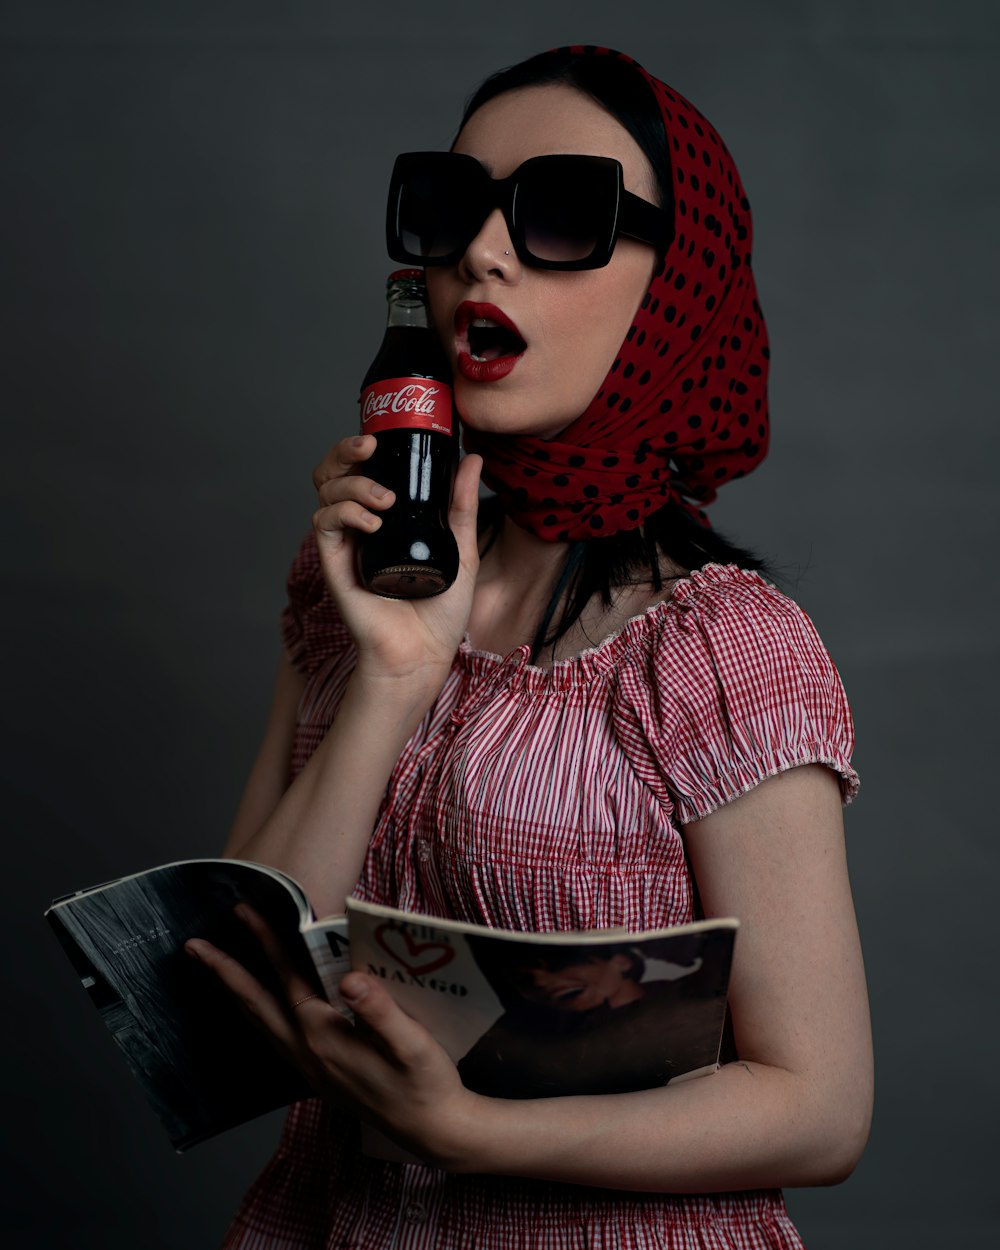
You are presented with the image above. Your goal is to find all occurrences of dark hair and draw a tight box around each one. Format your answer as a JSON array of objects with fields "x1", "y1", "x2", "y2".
[
  {"x1": 460, "y1": 49, "x2": 674, "y2": 218},
  {"x1": 512, "y1": 943, "x2": 643, "y2": 980},
  {"x1": 466, "y1": 936, "x2": 645, "y2": 1009},
  {"x1": 462, "y1": 51, "x2": 770, "y2": 662}
]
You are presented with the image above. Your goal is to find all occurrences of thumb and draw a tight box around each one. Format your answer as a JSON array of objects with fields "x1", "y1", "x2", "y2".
[
  {"x1": 450, "y1": 453, "x2": 483, "y2": 575},
  {"x1": 340, "y1": 973, "x2": 429, "y2": 1068}
]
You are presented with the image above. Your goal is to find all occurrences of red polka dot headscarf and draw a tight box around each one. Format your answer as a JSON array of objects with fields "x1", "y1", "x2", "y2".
[{"x1": 463, "y1": 46, "x2": 770, "y2": 541}]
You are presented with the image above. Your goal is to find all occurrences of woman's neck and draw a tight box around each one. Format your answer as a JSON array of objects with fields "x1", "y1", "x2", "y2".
[
  {"x1": 478, "y1": 513, "x2": 571, "y2": 590},
  {"x1": 468, "y1": 509, "x2": 687, "y2": 666},
  {"x1": 468, "y1": 515, "x2": 570, "y2": 658}
]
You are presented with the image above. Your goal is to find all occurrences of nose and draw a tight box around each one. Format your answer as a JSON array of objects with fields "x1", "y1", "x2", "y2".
[{"x1": 459, "y1": 207, "x2": 521, "y2": 283}]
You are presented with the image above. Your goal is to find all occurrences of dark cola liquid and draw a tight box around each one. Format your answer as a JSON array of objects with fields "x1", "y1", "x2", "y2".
[{"x1": 358, "y1": 324, "x2": 459, "y2": 599}]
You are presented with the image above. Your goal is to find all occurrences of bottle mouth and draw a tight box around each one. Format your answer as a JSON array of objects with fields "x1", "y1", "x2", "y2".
[
  {"x1": 387, "y1": 269, "x2": 427, "y2": 307},
  {"x1": 368, "y1": 565, "x2": 449, "y2": 599},
  {"x1": 388, "y1": 268, "x2": 425, "y2": 284}
]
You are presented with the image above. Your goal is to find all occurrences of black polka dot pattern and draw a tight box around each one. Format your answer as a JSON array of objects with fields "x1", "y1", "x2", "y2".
[{"x1": 463, "y1": 45, "x2": 770, "y2": 540}]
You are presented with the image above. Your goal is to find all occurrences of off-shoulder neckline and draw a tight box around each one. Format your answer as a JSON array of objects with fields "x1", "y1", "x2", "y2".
[{"x1": 455, "y1": 562, "x2": 770, "y2": 691}]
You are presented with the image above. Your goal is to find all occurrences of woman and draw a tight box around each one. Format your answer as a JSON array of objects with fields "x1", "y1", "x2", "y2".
[
  {"x1": 456, "y1": 938, "x2": 726, "y2": 1101},
  {"x1": 188, "y1": 46, "x2": 873, "y2": 1250}
]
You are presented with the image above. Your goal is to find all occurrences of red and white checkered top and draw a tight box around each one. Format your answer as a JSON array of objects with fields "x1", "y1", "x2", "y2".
[{"x1": 223, "y1": 532, "x2": 858, "y2": 1250}]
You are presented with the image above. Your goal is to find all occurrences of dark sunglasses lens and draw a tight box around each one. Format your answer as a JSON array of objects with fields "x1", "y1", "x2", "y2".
[
  {"x1": 518, "y1": 162, "x2": 614, "y2": 264},
  {"x1": 397, "y1": 162, "x2": 476, "y2": 260}
]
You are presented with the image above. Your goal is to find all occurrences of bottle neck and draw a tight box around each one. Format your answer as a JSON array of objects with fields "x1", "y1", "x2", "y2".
[{"x1": 386, "y1": 299, "x2": 430, "y2": 330}]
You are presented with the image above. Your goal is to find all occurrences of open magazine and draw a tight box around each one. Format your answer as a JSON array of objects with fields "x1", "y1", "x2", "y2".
[{"x1": 46, "y1": 858, "x2": 737, "y2": 1151}]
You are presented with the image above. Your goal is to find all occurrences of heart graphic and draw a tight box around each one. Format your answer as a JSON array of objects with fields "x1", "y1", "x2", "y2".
[{"x1": 374, "y1": 923, "x2": 456, "y2": 977}]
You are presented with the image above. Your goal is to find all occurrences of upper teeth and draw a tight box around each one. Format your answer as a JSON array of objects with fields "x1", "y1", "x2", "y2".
[{"x1": 472, "y1": 317, "x2": 500, "y2": 329}]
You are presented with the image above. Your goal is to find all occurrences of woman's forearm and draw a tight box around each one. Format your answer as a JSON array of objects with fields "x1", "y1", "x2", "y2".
[
  {"x1": 445, "y1": 1060, "x2": 869, "y2": 1192},
  {"x1": 437, "y1": 767, "x2": 874, "y2": 1194},
  {"x1": 227, "y1": 670, "x2": 435, "y2": 916}
]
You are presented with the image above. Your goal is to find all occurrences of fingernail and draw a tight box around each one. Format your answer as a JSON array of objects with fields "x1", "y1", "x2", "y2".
[
  {"x1": 185, "y1": 941, "x2": 205, "y2": 960},
  {"x1": 371, "y1": 484, "x2": 391, "y2": 499},
  {"x1": 340, "y1": 975, "x2": 369, "y2": 1005}
]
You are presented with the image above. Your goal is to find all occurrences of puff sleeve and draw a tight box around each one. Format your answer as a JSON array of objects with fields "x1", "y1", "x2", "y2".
[
  {"x1": 279, "y1": 530, "x2": 351, "y2": 679},
  {"x1": 614, "y1": 565, "x2": 859, "y2": 826}
]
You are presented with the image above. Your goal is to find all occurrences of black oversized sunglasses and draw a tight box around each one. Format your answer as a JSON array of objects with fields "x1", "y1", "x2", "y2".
[{"x1": 386, "y1": 151, "x2": 674, "y2": 271}]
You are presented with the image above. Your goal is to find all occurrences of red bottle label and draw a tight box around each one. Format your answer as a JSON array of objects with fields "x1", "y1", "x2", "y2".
[{"x1": 360, "y1": 376, "x2": 454, "y2": 436}]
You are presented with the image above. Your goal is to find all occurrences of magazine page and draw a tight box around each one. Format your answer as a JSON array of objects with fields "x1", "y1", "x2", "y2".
[
  {"x1": 49, "y1": 857, "x2": 313, "y2": 921},
  {"x1": 46, "y1": 859, "x2": 315, "y2": 1150},
  {"x1": 346, "y1": 901, "x2": 737, "y2": 1100},
  {"x1": 302, "y1": 915, "x2": 352, "y2": 1014}
]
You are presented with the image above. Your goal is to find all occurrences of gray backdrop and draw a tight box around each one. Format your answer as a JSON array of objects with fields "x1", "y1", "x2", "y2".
[{"x1": 4, "y1": 1, "x2": 998, "y2": 1246}]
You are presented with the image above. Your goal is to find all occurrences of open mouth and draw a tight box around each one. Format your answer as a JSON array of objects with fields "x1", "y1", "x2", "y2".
[
  {"x1": 455, "y1": 302, "x2": 527, "y2": 362},
  {"x1": 467, "y1": 319, "x2": 527, "y2": 362}
]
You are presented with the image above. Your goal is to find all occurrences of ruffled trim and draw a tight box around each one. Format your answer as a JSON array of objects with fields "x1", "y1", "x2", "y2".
[
  {"x1": 613, "y1": 565, "x2": 859, "y2": 816},
  {"x1": 671, "y1": 745, "x2": 860, "y2": 825},
  {"x1": 456, "y1": 563, "x2": 767, "y2": 693}
]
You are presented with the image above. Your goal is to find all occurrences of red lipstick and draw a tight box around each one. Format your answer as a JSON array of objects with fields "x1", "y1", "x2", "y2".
[{"x1": 454, "y1": 301, "x2": 526, "y2": 383}]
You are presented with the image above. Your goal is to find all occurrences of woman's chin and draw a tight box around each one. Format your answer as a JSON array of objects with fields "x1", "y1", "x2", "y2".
[{"x1": 455, "y1": 393, "x2": 574, "y2": 442}]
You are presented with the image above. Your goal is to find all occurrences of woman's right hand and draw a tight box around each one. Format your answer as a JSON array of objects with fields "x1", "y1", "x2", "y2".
[{"x1": 311, "y1": 434, "x2": 482, "y2": 697}]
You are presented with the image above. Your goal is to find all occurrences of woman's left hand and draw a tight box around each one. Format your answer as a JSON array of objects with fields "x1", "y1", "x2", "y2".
[{"x1": 185, "y1": 905, "x2": 479, "y2": 1168}]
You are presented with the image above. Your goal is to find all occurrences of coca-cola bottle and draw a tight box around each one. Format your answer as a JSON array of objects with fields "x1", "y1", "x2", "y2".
[{"x1": 357, "y1": 270, "x2": 459, "y2": 598}]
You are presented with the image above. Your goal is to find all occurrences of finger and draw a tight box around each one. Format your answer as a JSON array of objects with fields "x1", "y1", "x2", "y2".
[
  {"x1": 316, "y1": 473, "x2": 396, "y2": 513},
  {"x1": 312, "y1": 434, "x2": 376, "y2": 492},
  {"x1": 339, "y1": 973, "x2": 431, "y2": 1069},
  {"x1": 313, "y1": 498, "x2": 384, "y2": 540},
  {"x1": 185, "y1": 938, "x2": 301, "y2": 1053},
  {"x1": 233, "y1": 903, "x2": 321, "y2": 1008}
]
